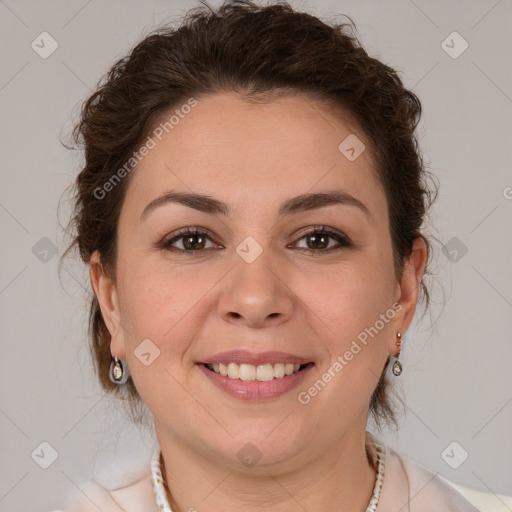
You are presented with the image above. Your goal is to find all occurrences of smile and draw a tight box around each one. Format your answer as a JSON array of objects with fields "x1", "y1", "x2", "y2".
[
  {"x1": 205, "y1": 362, "x2": 310, "y2": 381},
  {"x1": 198, "y1": 362, "x2": 315, "y2": 400}
]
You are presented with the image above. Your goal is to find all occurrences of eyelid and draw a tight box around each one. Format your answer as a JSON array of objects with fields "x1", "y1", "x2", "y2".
[
  {"x1": 164, "y1": 225, "x2": 217, "y2": 240},
  {"x1": 293, "y1": 224, "x2": 350, "y2": 241}
]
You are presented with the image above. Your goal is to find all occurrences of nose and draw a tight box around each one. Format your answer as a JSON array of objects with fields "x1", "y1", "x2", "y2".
[{"x1": 218, "y1": 249, "x2": 294, "y2": 329}]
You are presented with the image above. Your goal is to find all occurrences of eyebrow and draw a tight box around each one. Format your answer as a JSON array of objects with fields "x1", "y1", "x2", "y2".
[{"x1": 140, "y1": 190, "x2": 371, "y2": 221}]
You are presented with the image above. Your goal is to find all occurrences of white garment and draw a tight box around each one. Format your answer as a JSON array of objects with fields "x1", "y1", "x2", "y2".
[{"x1": 59, "y1": 434, "x2": 485, "y2": 511}]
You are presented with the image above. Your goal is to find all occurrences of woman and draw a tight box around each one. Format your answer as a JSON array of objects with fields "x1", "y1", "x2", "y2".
[{"x1": 60, "y1": 0, "x2": 481, "y2": 510}]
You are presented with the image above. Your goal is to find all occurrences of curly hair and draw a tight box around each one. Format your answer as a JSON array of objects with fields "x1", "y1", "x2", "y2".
[{"x1": 60, "y1": 0, "x2": 438, "y2": 430}]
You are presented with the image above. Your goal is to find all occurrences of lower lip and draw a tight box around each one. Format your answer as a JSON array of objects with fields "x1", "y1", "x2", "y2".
[{"x1": 197, "y1": 363, "x2": 314, "y2": 400}]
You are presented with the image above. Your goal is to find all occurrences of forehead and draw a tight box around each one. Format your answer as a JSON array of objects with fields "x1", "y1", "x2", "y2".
[{"x1": 121, "y1": 92, "x2": 387, "y2": 221}]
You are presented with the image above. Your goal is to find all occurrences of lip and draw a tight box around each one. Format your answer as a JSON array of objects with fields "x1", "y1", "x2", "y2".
[
  {"x1": 197, "y1": 362, "x2": 315, "y2": 400},
  {"x1": 198, "y1": 350, "x2": 313, "y2": 366}
]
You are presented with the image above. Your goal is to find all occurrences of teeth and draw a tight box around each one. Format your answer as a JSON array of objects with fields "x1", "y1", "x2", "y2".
[
  {"x1": 256, "y1": 364, "x2": 274, "y2": 381},
  {"x1": 227, "y1": 362, "x2": 239, "y2": 379},
  {"x1": 239, "y1": 363, "x2": 256, "y2": 381},
  {"x1": 207, "y1": 362, "x2": 304, "y2": 381},
  {"x1": 274, "y1": 363, "x2": 285, "y2": 378}
]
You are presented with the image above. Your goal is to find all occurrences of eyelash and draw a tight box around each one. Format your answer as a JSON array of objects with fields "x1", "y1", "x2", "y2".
[{"x1": 158, "y1": 225, "x2": 353, "y2": 255}]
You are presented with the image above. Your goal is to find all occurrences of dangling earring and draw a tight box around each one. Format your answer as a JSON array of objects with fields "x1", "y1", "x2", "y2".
[
  {"x1": 392, "y1": 332, "x2": 403, "y2": 376},
  {"x1": 109, "y1": 356, "x2": 130, "y2": 384}
]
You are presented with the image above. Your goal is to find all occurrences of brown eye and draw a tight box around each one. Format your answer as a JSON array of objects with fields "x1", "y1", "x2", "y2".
[
  {"x1": 294, "y1": 227, "x2": 352, "y2": 253},
  {"x1": 180, "y1": 232, "x2": 207, "y2": 250},
  {"x1": 160, "y1": 227, "x2": 218, "y2": 253}
]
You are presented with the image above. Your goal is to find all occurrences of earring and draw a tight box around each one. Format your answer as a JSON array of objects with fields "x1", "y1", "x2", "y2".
[
  {"x1": 392, "y1": 332, "x2": 403, "y2": 376},
  {"x1": 109, "y1": 356, "x2": 130, "y2": 385}
]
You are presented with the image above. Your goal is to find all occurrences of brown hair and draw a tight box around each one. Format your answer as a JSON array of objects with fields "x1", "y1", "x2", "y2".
[{"x1": 61, "y1": 0, "x2": 438, "y2": 430}]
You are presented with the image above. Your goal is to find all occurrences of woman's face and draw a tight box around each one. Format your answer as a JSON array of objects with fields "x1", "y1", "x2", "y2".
[{"x1": 93, "y1": 92, "x2": 424, "y2": 470}]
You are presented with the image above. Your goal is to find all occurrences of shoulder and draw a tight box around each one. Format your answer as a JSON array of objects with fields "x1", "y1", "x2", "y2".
[
  {"x1": 59, "y1": 466, "x2": 157, "y2": 512},
  {"x1": 379, "y1": 442, "x2": 481, "y2": 511}
]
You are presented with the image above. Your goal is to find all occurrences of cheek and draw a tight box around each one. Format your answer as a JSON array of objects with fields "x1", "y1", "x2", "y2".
[
  {"x1": 301, "y1": 252, "x2": 394, "y2": 398},
  {"x1": 307, "y1": 248, "x2": 395, "y2": 338},
  {"x1": 312, "y1": 280, "x2": 392, "y2": 376},
  {"x1": 114, "y1": 259, "x2": 200, "y2": 418},
  {"x1": 116, "y1": 253, "x2": 193, "y2": 329},
  {"x1": 115, "y1": 255, "x2": 213, "y2": 372}
]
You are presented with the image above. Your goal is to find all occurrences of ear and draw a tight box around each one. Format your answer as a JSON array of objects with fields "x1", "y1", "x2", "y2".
[
  {"x1": 89, "y1": 251, "x2": 126, "y2": 360},
  {"x1": 390, "y1": 237, "x2": 428, "y2": 356}
]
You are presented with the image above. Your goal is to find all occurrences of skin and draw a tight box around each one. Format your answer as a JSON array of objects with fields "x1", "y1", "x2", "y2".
[{"x1": 91, "y1": 92, "x2": 427, "y2": 512}]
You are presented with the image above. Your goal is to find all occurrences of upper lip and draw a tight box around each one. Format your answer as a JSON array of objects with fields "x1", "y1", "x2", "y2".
[{"x1": 198, "y1": 350, "x2": 313, "y2": 366}]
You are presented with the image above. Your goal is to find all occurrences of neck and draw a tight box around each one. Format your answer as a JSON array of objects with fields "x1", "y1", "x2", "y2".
[{"x1": 155, "y1": 421, "x2": 377, "y2": 512}]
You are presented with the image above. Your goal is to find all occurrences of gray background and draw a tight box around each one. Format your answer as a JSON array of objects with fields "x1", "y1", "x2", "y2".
[{"x1": 0, "y1": 0, "x2": 511, "y2": 510}]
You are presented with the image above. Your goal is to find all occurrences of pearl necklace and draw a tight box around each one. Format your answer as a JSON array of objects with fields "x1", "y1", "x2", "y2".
[{"x1": 151, "y1": 432, "x2": 386, "y2": 512}]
